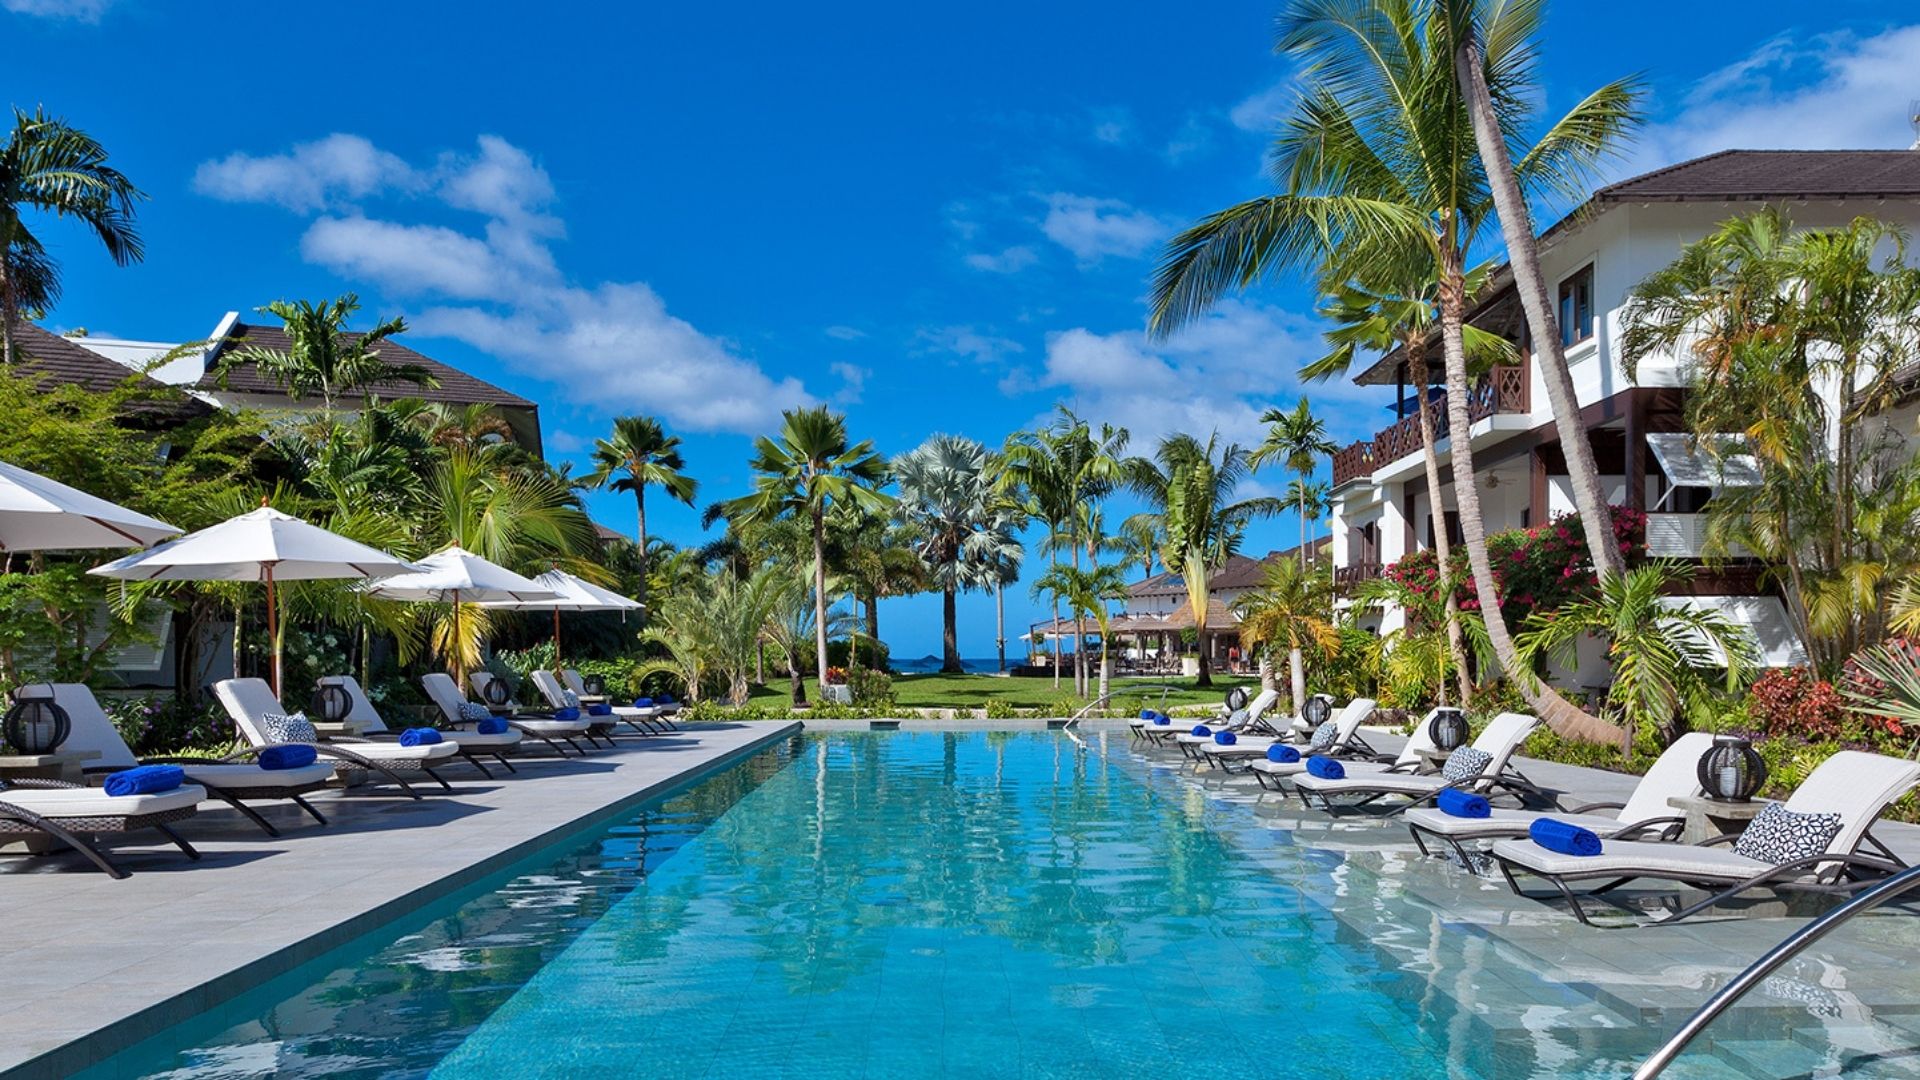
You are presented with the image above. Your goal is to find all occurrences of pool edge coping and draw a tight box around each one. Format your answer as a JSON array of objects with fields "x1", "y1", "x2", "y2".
[{"x1": 3, "y1": 720, "x2": 802, "y2": 1080}]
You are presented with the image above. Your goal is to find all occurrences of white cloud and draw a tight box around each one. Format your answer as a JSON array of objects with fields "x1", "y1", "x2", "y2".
[
  {"x1": 824, "y1": 325, "x2": 866, "y2": 341},
  {"x1": 915, "y1": 325, "x2": 1025, "y2": 366},
  {"x1": 1164, "y1": 113, "x2": 1215, "y2": 163},
  {"x1": 1089, "y1": 106, "x2": 1135, "y2": 146},
  {"x1": 963, "y1": 245, "x2": 1039, "y2": 274},
  {"x1": 195, "y1": 133, "x2": 813, "y2": 435},
  {"x1": 1635, "y1": 24, "x2": 1920, "y2": 168},
  {"x1": 1039, "y1": 194, "x2": 1171, "y2": 263},
  {"x1": 193, "y1": 134, "x2": 420, "y2": 213},
  {"x1": 831, "y1": 362, "x2": 869, "y2": 405},
  {"x1": 1027, "y1": 300, "x2": 1384, "y2": 451},
  {"x1": 1229, "y1": 81, "x2": 1295, "y2": 134},
  {"x1": 2, "y1": 0, "x2": 112, "y2": 20}
]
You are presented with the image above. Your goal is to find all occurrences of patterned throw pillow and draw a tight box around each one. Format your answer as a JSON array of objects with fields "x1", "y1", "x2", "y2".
[
  {"x1": 1734, "y1": 802, "x2": 1844, "y2": 865},
  {"x1": 260, "y1": 710, "x2": 317, "y2": 744},
  {"x1": 457, "y1": 701, "x2": 493, "y2": 724},
  {"x1": 1442, "y1": 746, "x2": 1493, "y2": 783},
  {"x1": 1308, "y1": 719, "x2": 1341, "y2": 751}
]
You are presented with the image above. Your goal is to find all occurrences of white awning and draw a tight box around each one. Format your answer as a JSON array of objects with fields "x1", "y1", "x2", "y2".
[
  {"x1": 1646, "y1": 434, "x2": 1762, "y2": 491},
  {"x1": 1659, "y1": 594, "x2": 1809, "y2": 669}
]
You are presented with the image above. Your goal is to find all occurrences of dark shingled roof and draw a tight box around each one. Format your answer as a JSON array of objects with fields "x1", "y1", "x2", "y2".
[
  {"x1": 201, "y1": 322, "x2": 536, "y2": 409},
  {"x1": 7, "y1": 322, "x2": 213, "y2": 420},
  {"x1": 1594, "y1": 150, "x2": 1920, "y2": 203}
]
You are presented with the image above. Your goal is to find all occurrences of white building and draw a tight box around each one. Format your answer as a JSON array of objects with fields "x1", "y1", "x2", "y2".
[{"x1": 1327, "y1": 149, "x2": 1920, "y2": 673}]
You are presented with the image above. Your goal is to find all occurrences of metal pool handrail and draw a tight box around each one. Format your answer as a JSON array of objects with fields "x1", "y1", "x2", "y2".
[
  {"x1": 1060, "y1": 684, "x2": 1186, "y2": 749},
  {"x1": 1634, "y1": 862, "x2": 1920, "y2": 1078}
]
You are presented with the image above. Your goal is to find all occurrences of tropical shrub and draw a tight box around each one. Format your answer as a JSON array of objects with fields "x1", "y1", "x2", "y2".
[
  {"x1": 984, "y1": 698, "x2": 1020, "y2": 720},
  {"x1": 847, "y1": 666, "x2": 894, "y2": 708},
  {"x1": 824, "y1": 635, "x2": 891, "y2": 673},
  {"x1": 1839, "y1": 639, "x2": 1920, "y2": 738},
  {"x1": 1384, "y1": 506, "x2": 1646, "y2": 625},
  {"x1": 1748, "y1": 667, "x2": 1846, "y2": 739},
  {"x1": 103, "y1": 694, "x2": 235, "y2": 755}
]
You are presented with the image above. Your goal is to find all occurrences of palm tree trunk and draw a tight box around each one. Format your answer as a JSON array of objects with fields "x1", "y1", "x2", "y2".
[
  {"x1": 1195, "y1": 628, "x2": 1212, "y2": 688},
  {"x1": 1299, "y1": 488, "x2": 1308, "y2": 568},
  {"x1": 811, "y1": 505, "x2": 830, "y2": 687},
  {"x1": 1289, "y1": 646, "x2": 1306, "y2": 719},
  {"x1": 634, "y1": 486, "x2": 650, "y2": 621},
  {"x1": 1439, "y1": 232, "x2": 1623, "y2": 746},
  {"x1": 1071, "y1": 545, "x2": 1086, "y2": 696},
  {"x1": 995, "y1": 582, "x2": 1007, "y2": 673},
  {"x1": 1457, "y1": 35, "x2": 1624, "y2": 585},
  {"x1": 941, "y1": 585, "x2": 962, "y2": 673},
  {"x1": 1098, "y1": 634, "x2": 1110, "y2": 700},
  {"x1": 1411, "y1": 349, "x2": 1474, "y2": 706}
]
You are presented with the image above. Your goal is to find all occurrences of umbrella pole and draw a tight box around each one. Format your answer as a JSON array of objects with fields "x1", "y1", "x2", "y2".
[
  {"x1": 452, "y1": 587, "x2": 463, "y2": 688},
  {"x1": 265, "y1": 565, "x2": 280, "y2": 697},
  {"x1": 553, "y1": 607, "x2": 562, "y2": 665}
]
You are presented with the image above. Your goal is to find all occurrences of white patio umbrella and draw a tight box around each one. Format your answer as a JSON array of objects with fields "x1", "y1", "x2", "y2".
[
  {"x1": 0, "y1": 459, "x2": 181, "y2": 552},
  {"x1": 90, "y1": 505, "x2": 418, "y2": 694},
  {"x1": 475, "y1": 568, "x2": 642, "y2": 664},
  {"x1": 363, "y1": 546, "x2": 560, "y2": 684}
]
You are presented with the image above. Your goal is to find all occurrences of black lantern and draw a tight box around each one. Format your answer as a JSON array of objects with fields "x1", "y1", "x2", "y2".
[
  {"x1": 310, "y1": 684, "x2": 352, "y2": 724},
  {"x1": 4, "y1": 691, "x2": 71, "y2": 754},
  {"x1": 1698, "y1": 735, "x2": 1766, "y2": 802},
  {"x1": 1224, "y1": 687, "x2": 1249, "y2": 712},
  {"x1": 1429, "y1": 707, "x2": 1469, "y2": 752},
  {"x1": 583, "y1": 674, "x2": 607, "y2": 696},
  {"x1": 481, "y1": 676, "x2": 511, "y2": 706},
  {"x1": 1302, "y1": 695, "x2": 1333, "y2": 728}
]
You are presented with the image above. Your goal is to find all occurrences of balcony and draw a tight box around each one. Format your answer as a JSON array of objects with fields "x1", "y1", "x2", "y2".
[
  {"x1": 1330, "y1": 364, "x2": 1530, "y2": 487},
  {"x1": 1334, "y1": 562, "x2": 1382, "y2": 587}
]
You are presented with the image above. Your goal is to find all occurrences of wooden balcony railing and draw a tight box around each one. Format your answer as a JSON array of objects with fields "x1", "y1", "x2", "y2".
[
  {"x1": 1327, "y1": 363, "x2": 1530, "y2": 487},
  {"x1": 1334, "y1": 562, "x2": 1383, "y2": 586}
]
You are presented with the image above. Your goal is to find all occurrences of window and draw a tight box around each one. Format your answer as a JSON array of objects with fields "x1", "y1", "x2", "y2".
[{"x1": 1558, "y1": 264, "x2": 1594, "y2": 347}]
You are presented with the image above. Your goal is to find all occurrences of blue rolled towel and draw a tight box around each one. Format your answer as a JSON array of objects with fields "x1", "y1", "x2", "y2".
[
  {"x1": 1139, "y1": 708, "x2": 1155, "y2": 720},
  {"x1": 1436, "y1": 788, "x2": 1491, "y2": 819},
  {"x1": 586, "y1": 703, "x2": 613, "y2": 717},
  {"x1": 1266, "y1": 744, "x2": 1300, "y2": 764},
  {"x1": 1213, "y1": 730, "x2": 1238, "y2": 746},
  {"x1": 476, "y1": 717, "x2": 509, "y2": 735},
  {"x1": 1305, "y1": 756, "x2": 1345, "y2": 780},
  {"x1": 1529, "y1": 818, "x2": 1603, "y2": 857},
  {"x1": 633, "y1": 697, "x2": 654, "y2": 708},
  {"x1": 104, "y1": 764, "x2": 184, "y2": 796},
  {"x1": 258, "y1": 744, "x2": 318, "y2": 771},
  {"x1": 1189, "y1": 724, "x2": 1211, "y2": 737},
  {"x1": 398, "y1": 727, "x2": 444, "y2": 747},
  {"x1": 552, "y1": 707, "x2": 581, "y2": 721},
  {"x1": 658, "y1": 695, "x2": 676, "y2": 705},
  {"x1": 1152, "y1": 712, "x2": 1170, "y2": 726}
]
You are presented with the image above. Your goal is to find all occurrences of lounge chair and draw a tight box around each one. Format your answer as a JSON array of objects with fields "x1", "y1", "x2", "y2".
[
  {"x1": 529, "y1": 669, "x2": 648, "y2": 740},
  {"x1": 470, "y1": 671, "x2": 614, "y2": 748},
  {"x1": 1489, "y1": 749, "x2": 1920, "y2": 926},
  {"x1": 318, "y1": 675, "x2": 523, "y2": 778},
  {"x1": 31, "y1": 682, "x2": 334, "y2": 837},
  {"x1": 214, "y1": 678, "x2": 459, "y2": 799},
  {"x1": 1168, "y1": 689, "x2": 1290, "y2": 758},
  {"x1": 1249, "y1": 703, "x2": 1428, "y2": 792},
  {"x1": 1404, "y1": 731, "x2": 1709, "y2": 861},
  {"x1": 1198, "y1": 697, "x2": 1378, "y2": 772},
  {"x1": 422, "y1": 673, "x2": 593, "y2": 758},
  {"x1": 1291, "y1": 712, "x2": 1546, "y2": 814},
  {"x1": 1128, "y1": 687, "x2": 1279, "y2": 744},
  {"x1": 0, "y1": 776, "x2": 205, "y2": 879},
  {"x1": 563, "y1": 668, "x2": 671, "y2": 733}
]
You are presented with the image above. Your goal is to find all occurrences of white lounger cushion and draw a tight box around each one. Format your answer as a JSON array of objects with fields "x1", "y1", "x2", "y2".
[
  {"x1": 331, "y1": 740, "x2": 459, "y2": 764},
  {"x1": 181, "y1": 763, "x2": 335, "y2": 790},
  {"x1": 444, "y1": 727, "x2": 523, "y2": 748},
  {"x1": 1489, "y1": 837, "x2": 1772, "y2": 882},
  {"x1": 1404, "y1": 806, "x2": 1648, "y2": 840},
  {"x1": 1295, "y1": 772, "x2": 1449, "y2": 797},
  {"x1": 512, "y1": 718, "x2": 592, "y2": 736},
  {"x1": 0, "y1": 784, "x2": 208, "y2": 818}
]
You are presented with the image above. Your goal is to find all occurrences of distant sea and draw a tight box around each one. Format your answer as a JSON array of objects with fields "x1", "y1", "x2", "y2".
[{"x1": 891, "y1": 655, "x2": 1009, "y2": 675}]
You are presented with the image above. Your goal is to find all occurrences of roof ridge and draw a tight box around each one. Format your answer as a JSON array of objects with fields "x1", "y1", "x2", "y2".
[{"x1": 1594, "y1": 148, "x2": 1742, "y2": 198}]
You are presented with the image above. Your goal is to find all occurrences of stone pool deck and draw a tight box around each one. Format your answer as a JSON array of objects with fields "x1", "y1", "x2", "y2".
[{"x1": 0, "y1": 720, "x2": 799, "y2": 1080}]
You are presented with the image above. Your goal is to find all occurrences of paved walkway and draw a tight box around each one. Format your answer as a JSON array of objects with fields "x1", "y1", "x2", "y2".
[{"x1": 0, "y1": 720, "x2": 799, "y2": 1079}]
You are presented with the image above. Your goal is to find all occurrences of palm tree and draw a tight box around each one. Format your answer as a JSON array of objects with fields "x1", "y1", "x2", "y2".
[
  {"x1": 1117, "y1": 513, "x2": 1161, "y2": 582},
  {"x1": 215, "y1": 295, "x2": 438, "y2": 410},
  {"x1": 0, "y1": 107, "x2": 144, "y2": 364},
  {"x1": 1518, "y1": 563, "x2": 1756, "y2": 747},
  {"x1": 720, "y1": 406, "x2": 892, "y2": 682},
  {"x1": 1148, "y1": 0, "x2": 1640, "y2": 744},
  {"x1": 1129, "y1": 433, "x2": 1283, "y2": 687},
  {"x1": 893, "y1": 434, "x2": 1003, "y2": 673},
  {"x1": 584, "y1": 415, "x2": 698, "y2": 615},
  {"x1": 1282, "y1": 478, "x2": 1330, "y2": 565},
  {"x1": 1308, "y1": 263, "x2": 1514, "y2": 704},
  {"x1": 1031, "y1": 563, "x2": 1129, "y2": 700},
  {"x1": 1250, "y1": 399, "x2": 1337, "y2": 567},
  {"x1": 1234, "y1": 558, "x2": 1338, "y2": 717},
  {"x1": 827, "y1": 508, "x2": 925, "y2": 657}
]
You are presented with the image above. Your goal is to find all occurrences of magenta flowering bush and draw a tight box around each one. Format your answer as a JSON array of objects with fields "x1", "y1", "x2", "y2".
[{"x1": 1382, "y1": 506, "x2": 1646, "y2": 625}]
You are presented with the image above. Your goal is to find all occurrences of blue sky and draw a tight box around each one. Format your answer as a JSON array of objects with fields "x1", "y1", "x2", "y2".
[{"x1": 6, "y1": 0, "x2": 1919, "y2": 660}]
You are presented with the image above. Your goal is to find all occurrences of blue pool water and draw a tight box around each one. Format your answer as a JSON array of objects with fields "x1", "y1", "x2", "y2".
[{"x1": 86, "y1": 732, "x2": 1758, "y2": 1078}]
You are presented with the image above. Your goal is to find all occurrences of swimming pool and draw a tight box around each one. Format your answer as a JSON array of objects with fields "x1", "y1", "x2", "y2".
[{"x1": 79, "y1": 731, "x2": 1897, "y2": 1078}]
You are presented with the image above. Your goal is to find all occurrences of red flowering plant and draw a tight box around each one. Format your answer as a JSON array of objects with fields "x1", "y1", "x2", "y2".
[
  {"x1": 1380, "y1": 506, "x2": 1646, "y2": 627},
  {"x1": 822, "y1": 666, "x2": 849, "y2": 686},
  {"x1": 1748, "y1": 667, "x2": 1846, "y2": 739}
]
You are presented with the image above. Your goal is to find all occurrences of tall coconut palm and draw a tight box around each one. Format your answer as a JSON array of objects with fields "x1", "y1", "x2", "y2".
[
  {"x1": 1234, "y1": 557, "x2": 1339, "y2": 718},
  {"x1": 1030, "y1": 563, "x2": 1130, "y2": 700},
  {"x1": 1307, "y1": 262, "x2": 1514, "y2": 704},
  {"x1": 1128, "y1": 433, "x2": 1283, "y2": 687},
  {"x1": 1283, "y1": 478, "x2": 1330, "y2": 561},
  {"x1": 1148, "y1": 0, "x2": 1639, "y2": 744},
  {"x1": 0, "y1": 107, "x2": 145, "y2": 364},
  {"x1": 720, "y1": 406, "x2": 892, "y2": 682},
  {"x1": 1000, "y1": 420, "x2": 1076, "y2": 688},
  {"x1": 214, "y1": 295, "x2": 436, "y2": 411},
  {"x1": 1250, "y1": 399, "x2": 1338, "y2": 567},
  {"x1": 893, "y1": 434, "x2": 1003, "y2": 673},
  {"x1": 584, "y1": 415, "x2": 698, "y2": 615}
]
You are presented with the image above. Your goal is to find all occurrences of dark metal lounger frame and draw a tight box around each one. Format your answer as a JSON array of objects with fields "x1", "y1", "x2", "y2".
[{"x1": 0, "y1": 778, "x2": 199, "y2": 879}]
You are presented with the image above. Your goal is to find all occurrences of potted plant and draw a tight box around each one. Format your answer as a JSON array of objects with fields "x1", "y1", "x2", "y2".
[{"x1": 822, "y1": 666, "x2": 853, "y2": 705}]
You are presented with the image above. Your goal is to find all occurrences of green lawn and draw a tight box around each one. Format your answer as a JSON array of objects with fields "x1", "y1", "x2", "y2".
[{"x1": 739, "y1": 672, "x2": 1260, "y2": 712}]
